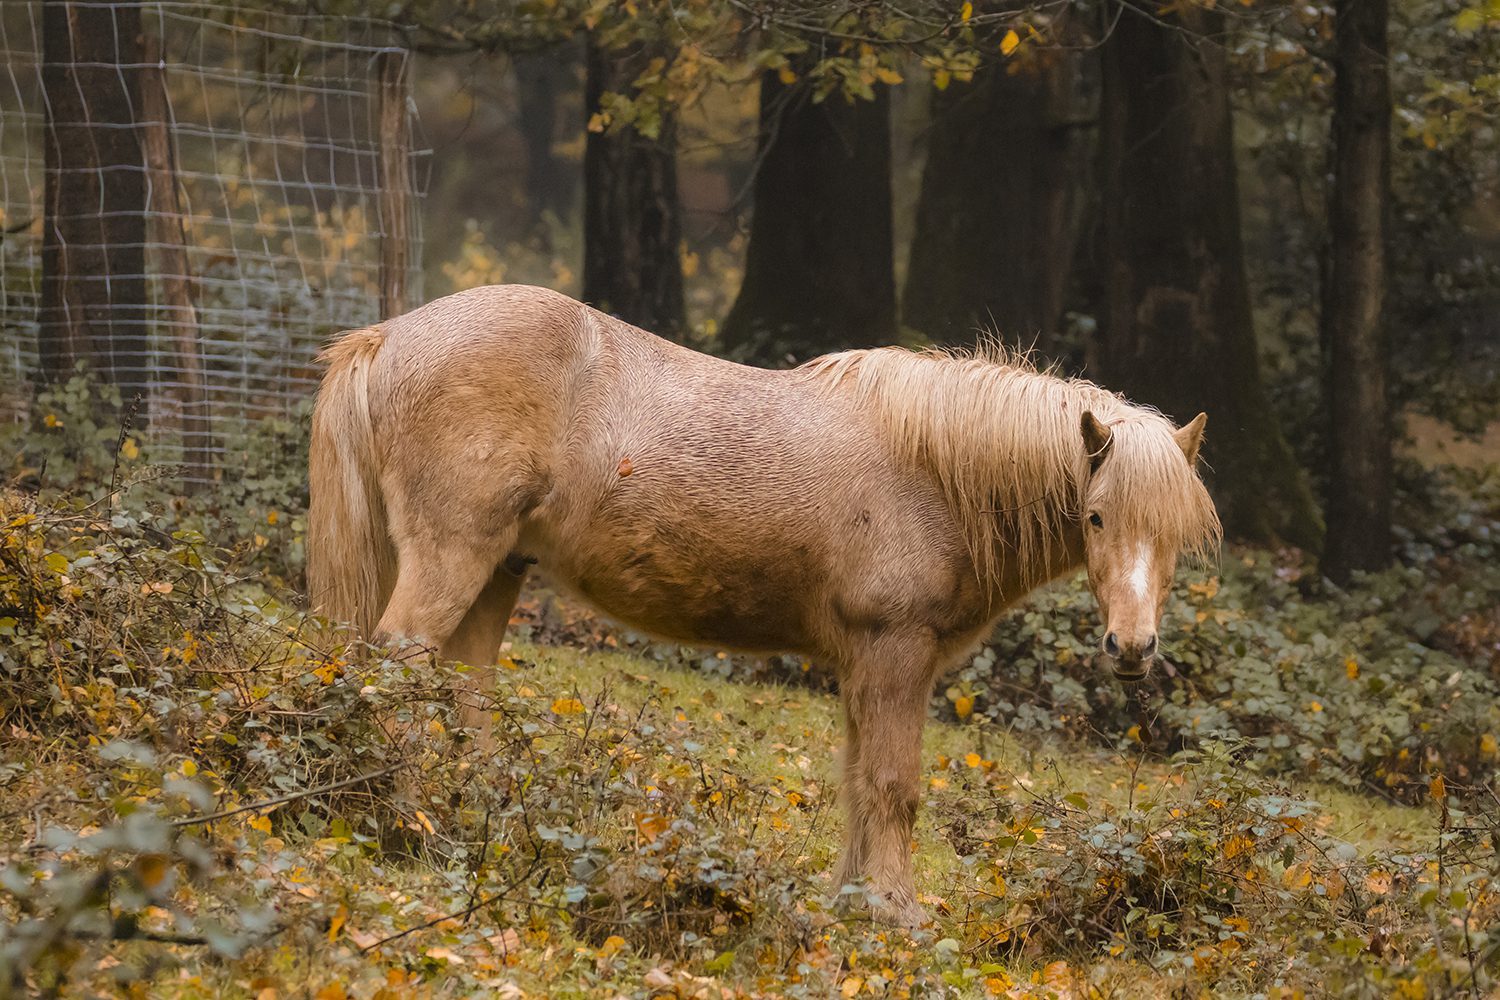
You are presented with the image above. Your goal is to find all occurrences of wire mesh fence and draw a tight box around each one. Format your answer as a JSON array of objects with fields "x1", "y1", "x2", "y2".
[{"x1": 0, "y1": 1, "x2": 428, "y2": 481}]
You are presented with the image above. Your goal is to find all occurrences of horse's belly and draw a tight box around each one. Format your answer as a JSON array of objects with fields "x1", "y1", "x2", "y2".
[
  {"x1": 572, "y1": 577, "x2": 806, "y2": 651},
  {"x1": 526, "y1": 528, "x2": 818, "y2": 652}
]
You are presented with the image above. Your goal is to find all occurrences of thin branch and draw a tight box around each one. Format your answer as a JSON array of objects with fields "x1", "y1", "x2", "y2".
[
  {"x1": 357, "y1": 857, "x2": 543, "y2": 953},
  {"x1": 172, "y1": 764, "x2": 403, "y2": 828}
]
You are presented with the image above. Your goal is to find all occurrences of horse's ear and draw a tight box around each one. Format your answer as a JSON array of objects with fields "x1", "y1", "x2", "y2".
[
  {"x1": 1174, "y1": 412, "x2": 1207, "y2": 466},
  {"x1": 1080, "y1": 411, "x2": 1113, "y2": 472}
]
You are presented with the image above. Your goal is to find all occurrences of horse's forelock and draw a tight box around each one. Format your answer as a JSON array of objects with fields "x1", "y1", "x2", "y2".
[{"x1": 1088, "y1": 418, "x2": 1223, "y2": 564}]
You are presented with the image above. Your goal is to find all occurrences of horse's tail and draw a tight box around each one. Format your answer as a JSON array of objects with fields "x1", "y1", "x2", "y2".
[{"x1": 307, "y1": 326, "x2": 395, "y2": 636}]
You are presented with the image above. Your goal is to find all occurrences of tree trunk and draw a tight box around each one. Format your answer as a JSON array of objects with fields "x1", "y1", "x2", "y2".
[
  {"x1": 720, "y1": 67, "x2": 897, "y2": 362},
  {"x1": 582, "y1": 35, "x2": 685, "y2": 339},
  {"x1": 904, "y1": 52, "x2": 1094, "y2": 351},
  {"x1": 515, "y1": 46, "x2": 578, "y2": 228},
  {"x1": 1099, "y1": 2, "x2": 1321, "y2": 548},
  {"x1": 39, "y1": 0, "x2": 150, "y2": 403},
  {"x1": 1321, "y1": 0, "x2": 1392, "y2": 581}
]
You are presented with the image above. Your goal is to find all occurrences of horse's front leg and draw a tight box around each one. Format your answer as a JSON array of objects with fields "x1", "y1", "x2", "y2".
[{"x1": 836, "y1": 629, "x2": 939, "y2": 928}]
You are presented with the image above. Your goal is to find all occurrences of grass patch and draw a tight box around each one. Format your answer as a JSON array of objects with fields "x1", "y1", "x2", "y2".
[{"x1": 2, "y1": 490, "x2": 1496, "y2": 998}]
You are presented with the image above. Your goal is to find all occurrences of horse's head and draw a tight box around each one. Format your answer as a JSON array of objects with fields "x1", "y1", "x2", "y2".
[{"x1": 1077, "y1": 409, "x2": 1217, "y2": 682}]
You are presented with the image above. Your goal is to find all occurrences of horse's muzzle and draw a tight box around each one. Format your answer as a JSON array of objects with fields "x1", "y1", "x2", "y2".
[{"x1": 1104, "y1": 654, "x2": 1153, "y2": 683}]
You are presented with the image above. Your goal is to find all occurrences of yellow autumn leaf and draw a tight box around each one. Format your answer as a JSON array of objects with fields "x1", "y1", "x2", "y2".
[
  {"x1": 249, "y1": 813, "x2": 273, "y2": 834},
  {"x1": 960, "y1": 1, "x2": 973, "y2": 21},
  {"x1": 266, "y1": 510, "x2": 279, "y2": 525},
  {"x1": 1222, "y1": 833, "x2": 1255, "y2": 859},
  {"x1": 1309, "y1": 701, "x2": 1323, "y2": 713},
  {"x1": 586, "y1": 112, "x2": 609, "y2": 133},
  {"x1": 1429, "y1": 774, "x2": 1446, "y2": 801},
  {"x1": 1282, "y1": 863, "x2": 1312, "y2": 889},
  {"x1": 1042, "y1": 961, "x2": 1072, "y2": 985},
  {"x1": 413, "y1": 809, "x2": 436, "y2": 835},
  {"x1": 551, "y1": 697, "x2": 586, "y2": 716},
  {"x1": 874, "y1": 67, "x2": 903, "y2": 86},
  {"x1": 327, "y1": 904, "x2": 348, "y2": 942},
  {"x1": 953, "y1": 694, "x2": 974, "y2": 719},
  {"x1": 1000, "y1": 29, "x2": 1021, "y2": 55},
  {"x1": 636, "y1": 812, "x2": 670, "y2": 842},
  {"x1": 1126, "y1": 724, "x2": 1142, "y2": 743},
  {"x1": 120, "y1": 437, "x2": 140, "y2": 460},
  {"x1": 313, "y1": 984, "x2": 347, "y2": 1000},
  {"x1": 841, "y1": 975, "x2": 864, "y2": 998},
  {"x1": 1345, "y1": 658, "x2": 1359, "y2": 680},
  {"x1": 777, "y1": 65, "x2": 798, "y2": 86},
  {"x1": 933, "y1": 68, "x2": 952, "y2": 91},
  {"x1": 599, "y1": 934, "x2": 626, "y2": 957},
  {"x1": 137, "y1": 854, "x2": 169, "y2": 889}
]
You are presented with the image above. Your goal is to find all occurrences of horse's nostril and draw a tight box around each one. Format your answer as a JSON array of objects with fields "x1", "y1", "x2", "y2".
[
  {"x1": 1103, "y1": 632, "x2": 1120, "y2": 657},
  {"x1": 1143, "y1": 634, "x2": 1158, "y2": 657}
]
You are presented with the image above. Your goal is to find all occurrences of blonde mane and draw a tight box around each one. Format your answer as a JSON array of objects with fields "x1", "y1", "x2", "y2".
[{"x1": 801, "y1": 346, "x2": 1222, "y2": 591}]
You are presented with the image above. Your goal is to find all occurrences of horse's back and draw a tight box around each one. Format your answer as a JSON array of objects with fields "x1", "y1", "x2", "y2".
[{"x1": 362, "y1": 284, "x2": 978, "y2": 659}]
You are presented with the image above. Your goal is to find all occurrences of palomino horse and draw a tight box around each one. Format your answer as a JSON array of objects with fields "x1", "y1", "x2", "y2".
[{"x1": 307, "y1": 284, "x2": 1220, "y2": 926}]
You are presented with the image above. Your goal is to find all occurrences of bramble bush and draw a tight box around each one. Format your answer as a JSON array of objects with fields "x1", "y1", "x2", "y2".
[
  {"x1": 1, "y1": 395, "x2": 1497, "y2": 995},
  {"x1": 1, "y1": 482, "x2": 1498, "y2": 995},
  {"x1": 0, "y1": 368, "x2": 311, "y2": 590}
]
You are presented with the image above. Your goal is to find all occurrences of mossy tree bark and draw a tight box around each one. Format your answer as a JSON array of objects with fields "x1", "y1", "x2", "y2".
[
  {"x1": 904, "y1": 50, "x2": 1094, "y2": 352},
  {"x1": 720, "y1": 65, "x2": 897, "y2": 362},
  {"x1": 1099, "y1": 2, "x2": 1322, "y2": 547},
  {"x1": 40, "y1": 0, "x2": 150, "y2": 402},
  {"x1": 1321, "y1": 0, "x2": 1393, "y2": 581},
  {"x1": 582, "y1": 34, "x2": 685, "y2": 339}
]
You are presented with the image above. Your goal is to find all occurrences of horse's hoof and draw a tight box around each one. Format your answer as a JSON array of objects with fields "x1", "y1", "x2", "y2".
[{"x1": 873, "y1": 898, "x2": 928, "y2": 929}]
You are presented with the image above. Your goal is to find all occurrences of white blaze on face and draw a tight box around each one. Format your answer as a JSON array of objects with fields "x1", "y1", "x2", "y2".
[{"x1": 1128, "y1": 543, "x2": 1153, "y2": 600}]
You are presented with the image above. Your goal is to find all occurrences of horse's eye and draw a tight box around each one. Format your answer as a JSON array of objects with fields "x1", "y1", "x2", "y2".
[{"x1": 1088, "y1": 512, "x2": 1104, "y2": 529}]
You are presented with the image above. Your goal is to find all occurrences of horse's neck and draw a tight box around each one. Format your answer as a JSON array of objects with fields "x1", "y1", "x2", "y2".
[{"x1": 987, "y1": 500, "x2": 1087, "y2": 604}]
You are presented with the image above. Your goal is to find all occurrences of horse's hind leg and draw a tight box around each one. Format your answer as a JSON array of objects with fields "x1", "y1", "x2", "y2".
[
  {"x1": 375, "y1": 529, "x2": 512, "y2": 650},
  {"x1": 440, "y1": 557, "x2": 528, "y2": 744}
]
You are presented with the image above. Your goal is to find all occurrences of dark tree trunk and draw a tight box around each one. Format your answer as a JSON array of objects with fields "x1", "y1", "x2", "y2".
[
  {"x1": 582, "y1": 35, "x2": 685, "y2": 339},
  {"x1": 1321, "y1": 0, "x2": 1392, "y2": 581},
  {"x1": 1099, "y1": 2, "x2": 1321, "y2": 548},
  {"x1": 904, "y1": 51, "x2": 1094, "y2": 351},
  {"x1": 720, "y1": 67, "x2": 897, "y2": 362},
  {"x1": 40, "y1": 0, "x2": 150, "y2": 401},
  {"x1": 515, "y1": 46, "x2": 578, "y2": 227}
]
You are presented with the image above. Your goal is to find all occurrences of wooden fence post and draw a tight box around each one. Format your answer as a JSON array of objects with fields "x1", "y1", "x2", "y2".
[
  {"x1": 376, "y1": 50, "x2": 412, "y2": 320},
  {"x1": 140, "y1": 31, "x2": 213, "y2": 483}
]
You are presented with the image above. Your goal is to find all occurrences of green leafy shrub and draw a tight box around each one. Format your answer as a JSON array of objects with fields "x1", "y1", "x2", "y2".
[
  {"x1": 935, "y1": 741, "x2": 1500, "y2": 996},
  {"x1": 1, "y1": 369, "x2": 311, "y2": 588}
]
